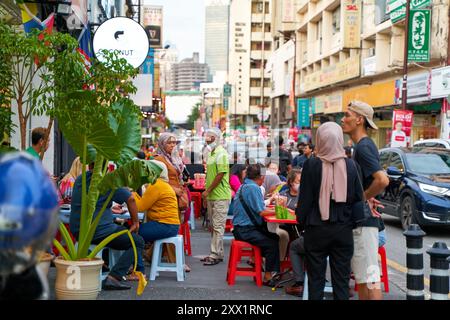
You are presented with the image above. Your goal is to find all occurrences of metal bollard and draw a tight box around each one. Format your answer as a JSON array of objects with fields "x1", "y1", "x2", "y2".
[
  {"x1": 403, "y1": 224, "x2": 426, "y2": 300},
  {"x1": 426, "y1": 242, "x2": 450, "y2": 300}
]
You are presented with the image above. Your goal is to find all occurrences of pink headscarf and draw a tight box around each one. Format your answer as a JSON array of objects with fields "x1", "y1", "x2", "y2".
[{"x1": 315, "y1": 122, "x2": 348, "y2": 221}]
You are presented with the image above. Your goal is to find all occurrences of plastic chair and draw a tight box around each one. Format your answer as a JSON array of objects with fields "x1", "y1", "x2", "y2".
[
  {"x1": 190, "y1": 192, "x2": 202, "y2": 218},
  {"x1": 178, "y1": 222, "x2": 192, "y2": 256},
  {"x1": 354, "y1": 246, "x2": 389, "y2": 293},
  {"x1": 188, "y1": 201, "x2": 196, "y2": 231},
  {"x1": 226, "y1": 240, "x2": 262, "y2": 287},
  {"x1": 149, "y1": 235, "x2": 185, "y2": 281}
]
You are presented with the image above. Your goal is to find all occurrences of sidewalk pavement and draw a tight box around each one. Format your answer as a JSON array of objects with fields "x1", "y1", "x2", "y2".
[{"x1": 47, "y1": 218, "x2": 407, "y2": 300}]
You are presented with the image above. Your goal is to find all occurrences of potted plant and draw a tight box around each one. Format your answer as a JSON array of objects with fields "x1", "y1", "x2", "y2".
[{"x1": 46, "y1": 42, "x2": 161, "y2": 299}]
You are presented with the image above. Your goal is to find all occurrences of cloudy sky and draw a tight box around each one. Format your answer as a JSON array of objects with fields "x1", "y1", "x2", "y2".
[{"x1": 143, "y1": 0, "x2": 205, "y2": 62}]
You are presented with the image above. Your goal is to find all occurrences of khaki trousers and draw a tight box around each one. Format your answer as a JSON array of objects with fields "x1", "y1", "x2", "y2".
[{"x1": 207, "y1": 199, "x2": 230, "y2": 260}]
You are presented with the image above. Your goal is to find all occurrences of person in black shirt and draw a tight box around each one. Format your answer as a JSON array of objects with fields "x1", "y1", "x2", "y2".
[
  {"x1": 341, "y1": 100, "x2": 389, "y2": 300},
  {"x1": 271, "y1": 136, "x2": 292, "y2": 178},
  {"x1": 297, "y1": 122, "x2": 364, "y2": 300}
]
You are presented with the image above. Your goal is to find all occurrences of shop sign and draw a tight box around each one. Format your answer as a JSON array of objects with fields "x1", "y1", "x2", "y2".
[
  {"x1": 93, "y1": 17, "x2": 149, "y2": 68},
  {"x1": 388, "y1": 0, "x2": 431, "y2": 23},
  {"x1": 312, "y1": 95, "x2": 326, "y2": 114},
  {"x1": 431, "y1": 66, "x2": 450, "y2": 99},
  {"x1": 343, "y1": 80, "x2": 396, "y2": 109},
  {"x1": 343, "y1": 0, "x2": 361, "y2": 48},
  {"x1": 324, "y1": 92, "x2": 343, "y2": 114},
  {"x1": 304, "y1": 55, "x2": 360, "y2": 92},
  {"x1": 297, "y1": 98, "x2": 310, "y2": 127},
  {"x1": 407, "y1": 9, "x2": 431, "y2": 63},
  {"x1": 395, "y1": 72, "x2": 431, "y2": 104},
  {"x1": 391, "y1": 110, "x2": 413, "y2": 147}
]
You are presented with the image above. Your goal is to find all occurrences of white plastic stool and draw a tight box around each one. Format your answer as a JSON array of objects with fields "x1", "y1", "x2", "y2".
[
  {"x1": 149, "y1": 235, "x2": 185, "y2": 281},
  {"x1": 108, "y1": 249, "x2": 123, "y2": 269},
  {"x1": 302, "y1": 256, "x2": 333, "y2": 300},
  {"x1": 188, "y1": 201, "x2": 196, "y2": 231}
]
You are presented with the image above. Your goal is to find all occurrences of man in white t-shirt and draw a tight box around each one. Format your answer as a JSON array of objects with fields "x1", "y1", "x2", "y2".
[{"x1": 391, "y1": 122, "x2": 407, "y2": 147}]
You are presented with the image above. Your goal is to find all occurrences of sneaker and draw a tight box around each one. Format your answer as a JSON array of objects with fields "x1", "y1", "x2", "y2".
[{"x1": 285, "y1": 282, "x2": 304, "y2": 297}]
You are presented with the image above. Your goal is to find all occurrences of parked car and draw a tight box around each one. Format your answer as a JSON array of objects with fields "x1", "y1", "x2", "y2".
[
  {"x1": 413, "y1": 139, "x2": 450, "y2": 149},
  {"x1": 378, "y1": 147, "x2": 450, "y2": 230}
]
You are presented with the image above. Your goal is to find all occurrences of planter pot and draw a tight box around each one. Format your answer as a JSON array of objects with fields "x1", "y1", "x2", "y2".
[
  {"x1": 54, "y1": 256, "x2": 104, "y2": 300},
  {"x1": 36, "y1": 252, "x2": 54, "y2": 277}
]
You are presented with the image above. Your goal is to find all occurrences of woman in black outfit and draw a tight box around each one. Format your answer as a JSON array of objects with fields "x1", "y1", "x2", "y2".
[{"x1": 296, "y1": 122, "x2": 364, "y2": 300}]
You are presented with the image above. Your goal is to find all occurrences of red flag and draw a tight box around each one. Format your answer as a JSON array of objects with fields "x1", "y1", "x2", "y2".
[{"x1": 34, "y1": 13, "x2": 55, "y2": 66}]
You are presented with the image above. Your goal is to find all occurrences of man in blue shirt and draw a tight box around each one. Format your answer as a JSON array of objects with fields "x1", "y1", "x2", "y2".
[
  {"x1": 70, "y1": 164, "x2": 145, "y2": 290},
  {"x1": 232, "y1": 164, "x2": 280, "y2": 286}
]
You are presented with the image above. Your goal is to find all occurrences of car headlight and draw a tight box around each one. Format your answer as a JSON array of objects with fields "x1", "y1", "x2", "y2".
[{"x1": 418, "y1": 182, "x2": 450, "y2": 197}]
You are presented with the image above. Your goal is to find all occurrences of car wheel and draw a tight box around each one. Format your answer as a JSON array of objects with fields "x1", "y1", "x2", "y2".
[{"x1": 400, "y1": 195, "x2": 417, "y2": 231}]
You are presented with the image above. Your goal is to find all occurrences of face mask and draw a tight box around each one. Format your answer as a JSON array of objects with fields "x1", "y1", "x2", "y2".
[
  {"x1": 292, "y1": 183, "x2": 300, "y2": 191},
  {"x1": 208, "y1": 142, "x2": 217, "y2": 150}
]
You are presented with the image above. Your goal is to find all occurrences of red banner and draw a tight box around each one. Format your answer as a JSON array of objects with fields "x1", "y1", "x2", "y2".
[{"x1": 391, "y1": 110, "x2": 413, "y2": 147}]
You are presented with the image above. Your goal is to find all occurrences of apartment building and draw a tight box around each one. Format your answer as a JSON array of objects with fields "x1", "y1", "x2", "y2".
[
  {"x1": 274, "y1": 0, "x2": 449, "y2": 147},
  {"x1": 228, "y1": 0, "x2": 273, "y2": 133},
  {"x1": 170, "y1": 52, "x2": 209, "y2": 91},
  {"x1": 205, "y1": 0, "x2": 230, "y2": 79}
]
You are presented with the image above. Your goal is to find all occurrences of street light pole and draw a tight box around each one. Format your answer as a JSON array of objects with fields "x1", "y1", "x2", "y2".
[
  {"x1": 292, "y1": 31, "x2": 297, "y2": 128},
  {"x1": 401, "y1": 0, "x2": 411, "y2": 110}
]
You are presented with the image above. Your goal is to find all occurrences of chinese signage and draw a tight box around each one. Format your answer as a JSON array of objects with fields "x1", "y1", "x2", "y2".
[
  {"x1": 343, "y1": 0, "x2": 361, "y2": 48},
  {"x1": 282, "y1": 0, "x2": 295, "y2": 22},
  {"x1": 391, "y1": 110, "x2": 413, "y2": 147},
  {"x1": 93, "y1": 17, "x2": 149, "y2": 68},
  {"x1": 388, "y1": 0, "x2": 431, "y2": 23},
  {"x1": 304, "y1": 55, "x2": 360, "y2": 91},
  {"x1": 407, "y1": 9, "x2": 430, "y2": 62},
  {"x1": 297, "y1": 99, "x2": 310, "y2": 127},
  {"x1": 142, "y1": 5, "x2": 163, "y2": 48},
  {"x1": 324, "y1": 92, "x2": 343, "y2": 114},
  {"x1": 431, "y1": 66, "x2": 450, "y2": 99}
]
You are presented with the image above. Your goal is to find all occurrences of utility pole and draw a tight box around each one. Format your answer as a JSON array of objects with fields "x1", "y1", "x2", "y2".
[
  {"x1": 292, "y1": 31, "x2": 297, "y2": 128},
  {"x1": 401, "y1": 0, "x2": 411, "y2": 110},
  {"x1": 260, "y1": 2, "x2": 266, "y2": 129}
]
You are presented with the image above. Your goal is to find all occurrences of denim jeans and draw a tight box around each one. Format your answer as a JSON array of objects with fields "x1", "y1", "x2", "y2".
[
  {"x1": 92, "y1": 225, "x2": 145, "y2": 279},
  {"x1": 138, "y1": 221, "x2": 180, "y2": 243}
]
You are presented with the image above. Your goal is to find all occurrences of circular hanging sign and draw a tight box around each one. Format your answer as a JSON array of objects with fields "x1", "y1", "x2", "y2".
[{"x1": 93, "y1": 17, "x2": 149, "y2": 68}]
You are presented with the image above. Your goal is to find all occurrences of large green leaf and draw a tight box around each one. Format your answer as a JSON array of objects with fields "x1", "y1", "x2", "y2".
[
  {"x1": 110, "y1": 99, "x2": 142, "y2": 167},
  {"x1": 98, "y1": 159, "x2": 162, "y2": 194}
]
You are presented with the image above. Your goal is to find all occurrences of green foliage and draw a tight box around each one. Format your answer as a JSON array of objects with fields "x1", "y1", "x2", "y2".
[
  {"x1": 187, "y1": 102, "x2": 201, "y2": 129},
  {"x1": 0, "y1": 20, "x2": 81, "y2": 149},
  {"x1": 51, "y1": 48, "x2": 160, "y2": 261}
]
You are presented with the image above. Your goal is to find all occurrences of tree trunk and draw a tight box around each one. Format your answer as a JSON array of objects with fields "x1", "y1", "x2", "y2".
[
  {"x1": 17, "y1": 95, "x2": 26, "y2": 150},
  {"x1": 40, "y1": 116, "x2": 53, "y2": 160}
]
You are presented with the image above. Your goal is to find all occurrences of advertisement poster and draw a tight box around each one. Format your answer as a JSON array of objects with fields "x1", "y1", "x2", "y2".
[
  {"x1": 142, "y1": 5, "x2": 163, "y2": 48},
  {"x1": 391, "y1": 110, "x2": 413, "y2": 147}
]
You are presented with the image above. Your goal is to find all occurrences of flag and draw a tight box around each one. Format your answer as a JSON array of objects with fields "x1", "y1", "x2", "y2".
[
  {"x1": 20, "y1": 3, "x2": 40, "y2": 33},
  {"x1": 78, "y1": 24, "x2": 93, "y2": 60},
  {"x1": 34, "y1": 13, "x2": 55, "y2": 66}
]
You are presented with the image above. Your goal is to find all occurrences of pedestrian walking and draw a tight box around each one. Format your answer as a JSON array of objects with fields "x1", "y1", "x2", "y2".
[
  {"x1": 201, "y1": 128, "x2": 232, "y2": 266},
  {"x1": 341, "y1": 100, "x2": 389, "y2": 300},
  {"x1": 297, "y1": 122, "x2": 364, "y2": 300}
]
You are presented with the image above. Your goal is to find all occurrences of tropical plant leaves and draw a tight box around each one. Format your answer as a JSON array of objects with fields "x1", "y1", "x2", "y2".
[{"x1": 98, "y1": 159, "x2": 162, "y2": 194}]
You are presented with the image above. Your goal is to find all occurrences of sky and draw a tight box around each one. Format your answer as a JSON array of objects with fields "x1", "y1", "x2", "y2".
[{"x1": 143, "y1": 0, "x2": 205, "y2": 62}]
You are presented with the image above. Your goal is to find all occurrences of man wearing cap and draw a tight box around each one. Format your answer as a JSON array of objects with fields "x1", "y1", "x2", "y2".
[
  {"x1": 201, "y1": 128, "x2": 232, "y2": 265},
  {"x1": 341, "y1": 100, "x2": 389, "y2": 300}
]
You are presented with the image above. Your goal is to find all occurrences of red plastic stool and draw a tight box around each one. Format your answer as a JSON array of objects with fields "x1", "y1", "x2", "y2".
[
  {"x1": 178, "y1": 222, "x2": 192, "y2": 256},
  {"x1": 354, "y1": 246, "x2": 389, "y2": 293},
  {"x1": 225, "y1": 217, "x2": 233, "y2": 233},
  {"x1": 226, "y1": 240, "x2": 262, "y2": 287},
  {"x1": 190, "y1": 192, "x2": 202, "y2": 218},
  {"x1": 280, "y1": 258, "x2": 292, "y2": 273}
]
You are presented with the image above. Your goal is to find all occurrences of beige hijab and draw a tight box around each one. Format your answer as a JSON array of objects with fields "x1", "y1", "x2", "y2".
[{"x1": 315, "y1": 122, "x2": 347, "y2": 221}]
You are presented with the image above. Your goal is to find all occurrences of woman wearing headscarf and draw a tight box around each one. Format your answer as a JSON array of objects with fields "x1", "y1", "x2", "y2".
[
  {"x1": 154, "y1": 133, "x2": 191, "y2": 270},
  {"x1": 296, "y1": 122, "x2": 363, "y2": 300}
]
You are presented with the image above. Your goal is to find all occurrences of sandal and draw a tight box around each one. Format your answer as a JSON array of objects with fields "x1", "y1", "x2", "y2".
[
  {"x1": 262, "y1": 278, "x2": 278, "y2": 287},
  {"x1": 202, "y1": 256, "x2": 221, "y2": 266},
  {"x1": 125, "y1": 272, "x2": 148, "y2": 282},
  {"x1": 200, "y1": 256, "x2": 223, "y2": 262},
  {"x1": 184, "y1": 264, "x2": 191, "y2": 272}
]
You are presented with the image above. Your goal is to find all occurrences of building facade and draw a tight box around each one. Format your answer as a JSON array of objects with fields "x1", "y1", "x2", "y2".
[
  {"x1": 267, "y1": 0, "x2": 449, "y2": 147},
  {"x1": 228, "y1": 0, "x2": 273, "y2": 134},
  {"x1": 205, "y1": 0, "x2": 230, "y2": 79},
  {"x1": 170, "y1": 52, "x2": 209, "y2": 91}
]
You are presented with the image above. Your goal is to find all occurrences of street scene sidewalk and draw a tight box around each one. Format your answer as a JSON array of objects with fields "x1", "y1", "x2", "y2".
[{"x1": 47, "y1": 218, "x2": 407, "y2": 300}]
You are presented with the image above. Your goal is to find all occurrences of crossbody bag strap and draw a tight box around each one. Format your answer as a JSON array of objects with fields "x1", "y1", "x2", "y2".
[
  {"x1": 350, "y1": 151, "x2": 366, "y2": 202},
  {"x1": 238, "y1": 185, "x2": 261, "y2": 226}
]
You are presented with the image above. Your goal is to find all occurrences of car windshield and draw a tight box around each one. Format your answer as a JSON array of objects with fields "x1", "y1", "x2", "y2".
[{"x1": 406, "y1": 153, "x2": 450, "y2": 175}]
